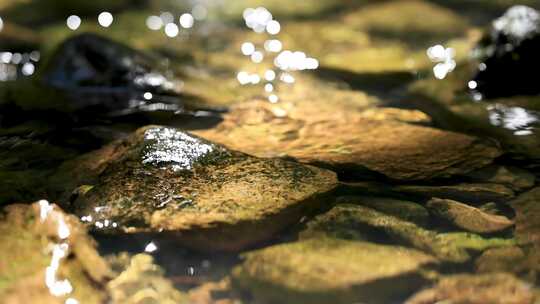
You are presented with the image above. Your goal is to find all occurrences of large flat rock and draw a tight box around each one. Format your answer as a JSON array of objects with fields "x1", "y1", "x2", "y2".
[
  {"x1": 195, "y1": 101, "x2": 501, "y2": 181},
  {"x1": 68, "y1": 126, "x2": 337, "y2": 252}
]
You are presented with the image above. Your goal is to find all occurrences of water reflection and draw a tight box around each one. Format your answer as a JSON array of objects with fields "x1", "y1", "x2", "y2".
[
  {"x1": 487, "y1": 104, "x2": 539, "y2": 136},
  {"x1": 38, "y1": 200, "x2": 79, "y2": 304},
  {"x1": 237, "y1": 7, "x2": 319, "y2": 103},
  {"x1": 427, "y1": 44, "x2": 456, "y2": 80},
  {"x1": 0, "y1": 50, "x2": 39, "y2": 81}
]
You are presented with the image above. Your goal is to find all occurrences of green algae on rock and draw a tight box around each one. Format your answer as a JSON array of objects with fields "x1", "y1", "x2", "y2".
[
  {"x1": 300, "y1": 204, "x2": 515, "y2": 263},
  {"x1": 69, "y1": 126, "x2": 337, "y2": 252},
  {"x1": 107, "y1": 253, "x2": 187, "y2": 304},
  {"x1": 427, "y1": 198, "x2": 514, "y2": 234},
  {"x1": 405, "y1": 273, "x2": 537, "y2": 304},
  {"x1": 232, "y1": 238, "x2": 437, "y2": 304},
  {"x1": 195, "y1": 100, "x2": 501, "y2": 181},
  {"x1": 0, "y1": 200, "x2": 112, "y2": 304}
]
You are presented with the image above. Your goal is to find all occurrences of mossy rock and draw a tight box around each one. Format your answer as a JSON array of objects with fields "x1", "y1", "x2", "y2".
[
  {"x1": 232, "y1": 238, "x2": 437, "y2": 304},
  {"x1": 300, "y1": 204, "x2": 515, "y2": 263},
  {"x1": 67, "y1": 126, "x2": 337, "y2": 251}
]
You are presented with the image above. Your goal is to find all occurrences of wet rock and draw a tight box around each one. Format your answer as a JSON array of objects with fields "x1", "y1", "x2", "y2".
[
  {"x1": 195, "y1": 100, "x2": 501, "y2": 181},
  {"x1": 405, "y1": 273, "x2": 537, "y2": 304},
  {"x1": 510, "y1": 187, "x2": 540, "y2": 245},
  {"x1": 395, "y1": 183, "x2": 515, "y2": 204},
  {"x1": 231, "y1": 238, "x2": 437, "y2": 304},
  {"x1": 1, "y1": 33, "x2": 214, "y2": 120},
  {"x1": 40, "y1": 33, "x2": 185, "y2": 115},
  {"x1": 471, "y1": 5, "x2": 540, "y2": 99},
  {"x1": 107, "y1": 253, "x2": 187, "y2": 304},
  {"x1": 335, "y1": 195, "x2": 430, "y2": 226},
  {"x1": 0, "y1": 200, "x2": 112, "y2": 303},
  {"x1": 68, "y1": 126, "x2": 337, "y2": 251},
  {"x1": 427, "y1": 198, "x2": 514, "y2": 234},
  {"x1": 300, "y1": 204, "x2": 515, "y2": 263},
  {"x1": 465, "y1": 165, "x2": 535, "y2": 191},
  {"x1": 339, "y1": 181, "x2": 515, "y2": 204}
]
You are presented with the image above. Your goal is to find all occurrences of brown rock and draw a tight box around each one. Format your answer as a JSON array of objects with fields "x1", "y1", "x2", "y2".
[
  {"x1": 68, "y1": 126, "x2": 337, "y2": 252},
  {"x1": 510, "y1": 187, "x2": 540, "y2": 245},
  {"x1": 427, "y1": 198, "x2": 514, "y2": 233},
  {"x1": 195, "y1": 101, "x2": 501, "y2": 181}
]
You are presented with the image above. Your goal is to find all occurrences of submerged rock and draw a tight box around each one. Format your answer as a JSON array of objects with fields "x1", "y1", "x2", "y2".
[
  {"x1": 339, "y1": 181, "x2": 515, "y2": 205},
  {"x1": 465, "y1": 165, "x2": 535, "y2": 191},
  {"x1": 68, "y1": 126, "x2": 337, "y2": 251},
  {"x1": 427, "y1": 198, "x2": 514, "y2": 234},
  {"x1": 300, "y1": 204, "x2": 515, "y2": 263},
  {"x1": 335, "y1": 195, "x2": 430, "y2": 226},
  {"x1": 471, "y1": 5, "x2": 540, "y2": 99},
  {"x1": 510, "y1": 187, "x2": 540, "y2": 245},
  {"x1": 195, "y1": 101, "x2": 501, "y2": 181},
  {"x1": 405, "y1": 273, "x2": 537, "y2": 304},
  {"x1": 395, "y1": 183, "x2": 515, "y2": 204},
  {"x1": 475, "y1": 246, "x2": 540, "y2": 280},
  {"x1": 0, "y1": 200, "x2": 112, "y2": 303},
  {"x1": 107, "y1": 253, "x2": 187, "y2": 304},
  {"x1": 232, "y1": 238, "x2": 436, "y2": 304}
]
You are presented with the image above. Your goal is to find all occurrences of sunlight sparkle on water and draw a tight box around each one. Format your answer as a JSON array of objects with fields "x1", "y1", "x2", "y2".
[
  {"x1": 98, "y1": 12, "x2": 113, "y2": 27},
  {"x1": 180, "y1": 13, "x2": 194, "y2": 28},
  {"x1": 238, "y1": 7, "x2": 319, "y2": 103},
  {"x1": 146, "y1": 15, "x2": 163, "y2": 30},
  {"x1": 66, "y1": 15, "x2": 81, "y2": 30},
  {"x1": 165, "y1": 23, "x2": 179, "y2": 37},
  {"x1": 145, "y1": 241, "x2": 158, "y2": 253},
  {"x1": 427, "y1": 44, "x2": 456, "y2": 80}
]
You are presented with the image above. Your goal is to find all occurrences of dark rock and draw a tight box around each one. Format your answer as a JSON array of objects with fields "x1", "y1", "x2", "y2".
[
  {"x1": 395, "y1": 183, "x2": 515, "y2": 204},
  {"x1": 471, "y1": 5, "x2": 540, "y2": 99},
  {"x1": 66, "y1": 126, "x2": 337, "y2": 252},
  {"x1": 339, "y1": 181, "x2": 515, "y2": 205},
  {"x1": 40, "y1": 33, "x2": 184, "y2": 116},
  {"x1": 464, "y1": 165, "x2": 535, "y2": 191},
  {"x1": 427, "y1": 198, "x2": 514, "y2": 234}
]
